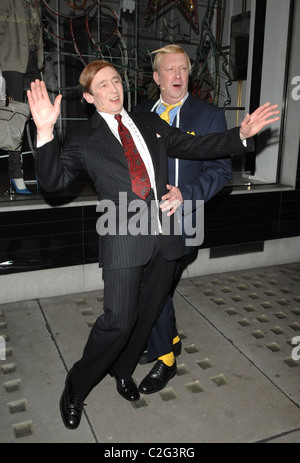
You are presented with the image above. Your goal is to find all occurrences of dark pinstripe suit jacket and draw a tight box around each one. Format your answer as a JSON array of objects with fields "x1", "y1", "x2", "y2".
[{"x1": 36, "y1": 111, "x2": 253, "y2": 270}]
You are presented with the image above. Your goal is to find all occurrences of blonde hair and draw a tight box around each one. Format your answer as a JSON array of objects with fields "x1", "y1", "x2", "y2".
[
  {"x1": 79, "y1": 60, "x2": 119, "y2": 94},
  {"x1": 151, "y1": 45, "x2": 191, "y2": 74}
]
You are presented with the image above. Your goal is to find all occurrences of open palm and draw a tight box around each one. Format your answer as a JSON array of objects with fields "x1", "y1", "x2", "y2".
[
  {"x1": 240, "y1": 102, "x2": 279, "y2": 139},
  {"x1": 27, "y1": 80, "x2": 62, "y2": 140}
]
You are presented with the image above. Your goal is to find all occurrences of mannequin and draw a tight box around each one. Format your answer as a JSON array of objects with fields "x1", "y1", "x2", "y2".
[{"x1": 0, "y1": 0, "x2": 44, "y2": 194}]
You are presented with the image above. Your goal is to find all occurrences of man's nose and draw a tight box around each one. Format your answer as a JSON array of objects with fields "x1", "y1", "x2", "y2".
[
  {"x1": 110, "y1": 82, "x2": 118, "y2": 91},
  {"x1": 174, "y1": 69, "x2": 182, "y2": 77}
]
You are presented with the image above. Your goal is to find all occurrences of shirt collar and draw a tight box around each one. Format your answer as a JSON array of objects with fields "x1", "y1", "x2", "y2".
[
  {"x1": 159, "y1": 92, "x2": 189, "y2": 108},
  {"x1": 97, "y1": 107, "x2": 127, "y2": 124}
]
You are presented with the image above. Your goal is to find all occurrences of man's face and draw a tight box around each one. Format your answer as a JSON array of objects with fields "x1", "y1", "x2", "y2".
[
  {"x1": 153, "y1": 53, "x2": 190, "y2": 104},
  {"x1": 83, "y1": 66, "x2": 124, "y2": 114}
]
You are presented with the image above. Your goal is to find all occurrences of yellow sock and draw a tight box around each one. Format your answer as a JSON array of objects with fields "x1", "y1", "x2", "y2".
[
  {"x1": 173, "y1": 336, "x2": 180, "y2": 345},
  {"x1": 158, "y1": 352, "x2": 175, "y2": 367}
]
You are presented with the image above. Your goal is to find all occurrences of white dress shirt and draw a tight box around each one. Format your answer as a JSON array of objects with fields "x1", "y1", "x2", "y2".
[
  {"x1": 98, "y1": 108, "x2": 157, "y2": 190},
  {"x1": 99, "y1": 108, "x2": 163, "y2": 234}
]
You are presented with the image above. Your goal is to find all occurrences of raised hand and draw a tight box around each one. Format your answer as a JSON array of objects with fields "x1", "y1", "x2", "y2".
[
  {"x1": 240, "y1": 102, "x2": 280, "y2": 140},
  {"x1": 27, "y1": 80, "x2": 62, "y2": 143}
]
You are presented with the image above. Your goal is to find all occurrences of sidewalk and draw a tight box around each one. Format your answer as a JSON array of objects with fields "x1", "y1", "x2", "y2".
[{"x1": 1, "y1": 262, "x2": 300, "y2": 443}]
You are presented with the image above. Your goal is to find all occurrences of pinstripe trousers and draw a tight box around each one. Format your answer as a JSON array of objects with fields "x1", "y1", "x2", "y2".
[{"x1": 71, "y1": 239, "x2": 176, "y2": 401}]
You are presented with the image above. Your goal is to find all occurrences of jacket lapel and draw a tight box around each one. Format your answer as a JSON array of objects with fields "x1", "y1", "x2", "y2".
[
  {"x1": 90, "y1": 111, "x2": 128, "y2": 167},
  {"x1": 89, "y1": 111, "x2": 162, "y2": 183}
]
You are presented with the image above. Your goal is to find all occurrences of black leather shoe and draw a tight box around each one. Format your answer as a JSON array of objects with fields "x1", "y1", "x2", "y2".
[
  {"x1": 110, "y1": 371, "x2": 140, "y2": 402},
  {"x1": 59, "y1": 372, "x2": 85, "y2": 430},
  {"x1": 139, "y1": 339, "x2": 182, "y2": 365},
  {"x1": 139, "y1": 348, "x2": 151, "y2": 365},
  {"x1": 138, "y1": 360, "x2": 177, "y2": 394}
]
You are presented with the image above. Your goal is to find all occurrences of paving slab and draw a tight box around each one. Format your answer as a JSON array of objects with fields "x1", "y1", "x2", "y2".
[
  {"x1": 177, "y1": 263, "x2": 300, "y2": 407},
  {"x1": 1, "y1": 263, "x2": 300, "y2": 443},
  {"x1": 0, "y1": 300, "x2": 95, "y2": 443}
]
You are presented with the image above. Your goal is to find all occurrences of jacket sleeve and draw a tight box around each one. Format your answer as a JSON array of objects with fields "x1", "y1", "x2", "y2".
[
  {"x1": 35, "y1": 131, "x2": 85, "y2": 193},
  {"x1": 163, "y1": 118, "x2": 254, "y2": 160},
  {"x1": 179, "y1": 109, "x2": 231, "y2": 205}
]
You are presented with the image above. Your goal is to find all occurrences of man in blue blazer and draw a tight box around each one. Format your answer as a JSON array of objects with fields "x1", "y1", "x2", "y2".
[
  {"x1": 134, "y1": 44, "x2": 231, "y2": 394},
  {"x1": 27, "y1": 60, "x2": 279, "y2": 430}
]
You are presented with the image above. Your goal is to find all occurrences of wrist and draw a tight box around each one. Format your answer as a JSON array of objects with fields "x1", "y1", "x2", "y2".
[{"x1": 37, "y1": 129, "x2": 54, "y2": 144}]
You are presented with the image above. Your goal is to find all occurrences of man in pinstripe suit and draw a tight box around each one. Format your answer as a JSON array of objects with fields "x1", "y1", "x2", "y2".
[{"x1": 27, "y1": 60, "x2": 279, "y2": 429}]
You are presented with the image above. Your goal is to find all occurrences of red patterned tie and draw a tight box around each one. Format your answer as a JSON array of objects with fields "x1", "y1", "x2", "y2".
[{"x1": 115, "y1": 114, "x2": 151, "y2": 199}]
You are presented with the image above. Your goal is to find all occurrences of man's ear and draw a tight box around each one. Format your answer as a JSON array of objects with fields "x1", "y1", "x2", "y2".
[
  {"x1": 153, "y1": 71, "x2": 160, "y2": 87},
  {"x1": 83, "y1": 92, "x2": 94, "y2": 104}
]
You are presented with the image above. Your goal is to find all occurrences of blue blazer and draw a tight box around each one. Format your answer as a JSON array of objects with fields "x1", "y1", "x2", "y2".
[
  {"x1": 135, "y1": 93, "x2": 231, "y2": 204},
  {"x1": 134, "y1": 94, "x2": 232, "y2": 247}
]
